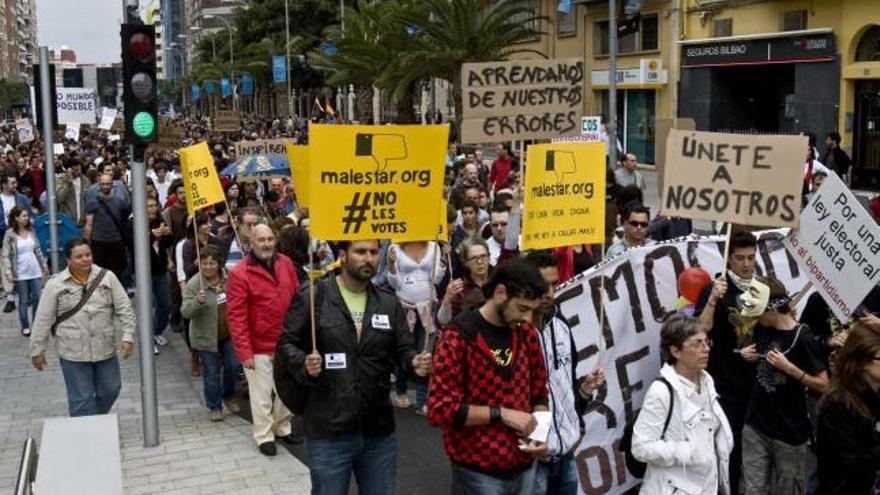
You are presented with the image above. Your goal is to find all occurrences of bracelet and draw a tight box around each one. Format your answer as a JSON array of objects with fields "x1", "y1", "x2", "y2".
[
  {"x1": 797, "y1": 370, "x2": 806, "y2": 382},
  {"x1": 489, "y1": 407, "x2": 501, "y2": 425}
]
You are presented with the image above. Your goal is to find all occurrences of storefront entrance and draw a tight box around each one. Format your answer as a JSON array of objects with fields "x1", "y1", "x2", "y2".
[
  {"x1": 602, "y1": 89, "x2": 656, "y2": 164},
  {"x1": 853, "y1": 79, "x2": 880, "y2": 189}
]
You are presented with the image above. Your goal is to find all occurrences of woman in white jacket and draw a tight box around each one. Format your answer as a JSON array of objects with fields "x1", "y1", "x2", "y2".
[{"x1": 632, "y1": 314, "x2": 734, "y2": 495}]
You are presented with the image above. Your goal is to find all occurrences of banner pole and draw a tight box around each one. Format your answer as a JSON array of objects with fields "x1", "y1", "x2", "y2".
[
  {"x1": 721, "y1": 222, "x2": 733, "y2": 266},
  {"x1": 425, "y1": 239, "x2": 440, "y2": 354},
  {"x1": 309, "y1": 243, "x2": 317, "y2": 353},
  {"x1": 597, "y1": 242, "x2": 607, "y2": 370},
  {"x1": 193, "y1": 219, "x2": 203, "y2": 291},
  {"x1": 223, "y1": 198, "x2": 244, "y2": 253}
]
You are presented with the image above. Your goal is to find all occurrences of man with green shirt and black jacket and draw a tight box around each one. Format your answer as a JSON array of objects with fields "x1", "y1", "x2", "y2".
[{"x1": 276, "y1": 239, "x2": 432, "y2": 495}]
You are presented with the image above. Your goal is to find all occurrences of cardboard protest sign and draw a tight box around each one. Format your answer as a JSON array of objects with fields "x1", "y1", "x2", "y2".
[
  {"x1": 661, "y1": 130, "x2": 805, "y2": 228},
  {"x1": 783, "y1": 172, "x2": 880, "y2": 319},
  {"x1": 148, "y1": 123, "x2": 183, "y2": 152},
  {"x1": 236, "y1": 138, "x2": 288, "y2": 158},
  {"x1": 213, "y1": 110, "x2": 240, "y2": 132},
  {"x1": 308, "y1": 124, "x2": 448, "y2": 241},
  {"x1": 98, "y1": 107, "x2": 117, "y2": 130},
  {"x1": 556, "y1": 229, "x2": 808, "y2": 494},
  {"x1": 64, "y1": 123, "x2": 80, "y2": 142},
  {"x1": 654, "y1": 118, "x2": 696, "y2": 199},
  {"x1": 522, "y1": 142, "x2": 606, "y2": 250},
  {"x1": 52, "y1": 143, "x2": 64, "y2": 156},
  {"x1": 460, "y1": 58, "x2": 584, "y2": 143},
  {"x1": 56, "y1": 88, "x2": 97, "y2": 124},
  {"x1": 179, "y1": 142, "x2": 226, "y2": 215},
  {"x1": 286, "y1": 143, "x2": 310, "y2": 208},
  {"x1": 15, "y1": 118, "x2": 34, "y2": 143}
]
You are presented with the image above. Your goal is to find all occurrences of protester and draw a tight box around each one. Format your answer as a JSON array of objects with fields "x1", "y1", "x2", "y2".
[
  {"x1": 820, "y1": 131, "x2": 852, "y2": 180},
  {"x1": 181, "y1": 245, "x2": 241, "y2": 422},
  {"x1": 486, "y1": 205, "x2": 509, "y2": 267},
  {"x1": 227, "y1": 224, "x2": 300, "y2": 455},
  {"x1": 0, "y1": 173, "x2": 30, "y2": 312},
  {"x1": 606, "y1": 203, "x2": 654, "y2": 258},
  {"x1": 489, "y1": 143, "x2": 515, "y2": 193},
  {"x1": 817, "y1": 324, "x2": 880, "y2": 494},
  {"x1": 277, "y1": 239, "x2": 432, "y2": 494},
  {"x1": 614, "y1": 152, "x2": 646, "y2": 194},
  {"x1": 55, "y1": 156, "x2": 90, "y2": 225},
  {"x1": 438, "y1": 237, "x2": 491, "y2": 325},
  {"x1": 1, "y1": 206, "x2": 48, "y2": 336},
  {"x1": 29, "y1": 238, "x2": 135, "y2": 416},
  {"x1": 147, "y1": 197, "x2": 173, "y2": 353},
  {"x1": 83, "y1": 173, "x2": 130, "y2": 277},
  {"x1": 525, "y1": 251, "x2": 605, "y2": 495},
  {"x1": 632, "y1": 314, "x2": 733, "y2": 495}
]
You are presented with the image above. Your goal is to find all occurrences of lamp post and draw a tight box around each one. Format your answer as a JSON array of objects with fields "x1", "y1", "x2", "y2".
[{"x1": 204, "y1": 14, "x2": 235, "y2": 110}]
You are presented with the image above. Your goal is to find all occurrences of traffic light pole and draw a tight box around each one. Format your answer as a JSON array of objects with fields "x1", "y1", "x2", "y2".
[{"x1": 38, "y1": 47, "x2": 60, "y2": 272}]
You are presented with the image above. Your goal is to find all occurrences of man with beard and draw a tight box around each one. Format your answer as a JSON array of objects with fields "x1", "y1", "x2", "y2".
[
  {"x1": 428, "y1": 259, "x2": 550, "y2": 494},
  {"x1": 694, "y1": 229, "x2": 758, "y2": 495},
  {"x1": 277, "y1": 239, "x2": 432, "y2": 493}
]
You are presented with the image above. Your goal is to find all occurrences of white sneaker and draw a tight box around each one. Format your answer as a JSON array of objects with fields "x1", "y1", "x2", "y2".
[
  {"x1": 21, "y1": 328, "x2": 30, "y2": 337},
  {"x1": 154, "y1": 335, "x2": 168, "y2": 346},
  {"x1": 153, "y1": 345, "x2": 160, "y2": 355}
]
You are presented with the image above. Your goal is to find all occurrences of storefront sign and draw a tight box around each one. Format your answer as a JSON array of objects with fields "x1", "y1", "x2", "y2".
[
  {"x1": 591, "y1": 59, "x2": 667, "y2": 89},
  {"x1": 461, "y1": 58, "x2": 584, "y2": 143},
  {"x1": 681, "y1": 31, "x2": 835, "y2": 67}
]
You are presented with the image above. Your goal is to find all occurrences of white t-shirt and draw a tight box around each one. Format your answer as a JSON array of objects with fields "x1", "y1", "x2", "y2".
[
  {"x1": 72, "y1": 176, "x2": 82, "y2": 221},
  {"x1": 0, "y1": 193, "x2": 16, "y2": 218},
  {"x1": 15, "y1": 234, "x2": 42, "y2": 280},
  {"x1": 487, "y1": 237, "x2": 502, "y2": 267}
]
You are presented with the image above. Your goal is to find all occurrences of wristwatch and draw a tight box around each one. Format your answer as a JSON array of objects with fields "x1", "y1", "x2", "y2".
[{"x1": 489, "y1": 406, "x2": 501, "y2": 425}]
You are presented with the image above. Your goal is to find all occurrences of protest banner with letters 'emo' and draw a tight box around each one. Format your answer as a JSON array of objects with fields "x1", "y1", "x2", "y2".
[
  {"x1": 56, "y1": 88, "x2": 97, "y2": 124},
  {"x1": 783, "y1": 172, "x2": 879, "y2": 319},
  {"x1": 179, "y1": 142, "x2": 226, "y2": 215},
  {"x1": 522, "y1": 142, "x2": 605, "y2": 250},
  {"x1": 308, "y1": 124, "x2": 448, "y2": 242},
  {"x1": 460, "y1": 58, "x2": 584, "y2": 143},
  {"x1": 236, "y1": 138, "x2": 289, "y2": 158},
  {"x1": 661, "y1": 130, "x2": 805, "y2": 227},
  {"x1": 286, "y1": 143, "x2": 310, "y2": 208}
]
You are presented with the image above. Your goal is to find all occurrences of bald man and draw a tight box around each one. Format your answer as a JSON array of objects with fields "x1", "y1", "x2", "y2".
[{"x1": 227, "y1": 223, "x2": 302, "y2": 455}]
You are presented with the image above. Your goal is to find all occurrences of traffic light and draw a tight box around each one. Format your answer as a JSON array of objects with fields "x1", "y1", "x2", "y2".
[{"x1": 120, "y1": 23, "x2": 158, "y2": 145}]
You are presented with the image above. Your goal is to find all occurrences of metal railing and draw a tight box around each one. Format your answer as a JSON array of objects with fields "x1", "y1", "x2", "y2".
[{"x1": 14, "y1": 438, "x2": 37, "y2": 495}]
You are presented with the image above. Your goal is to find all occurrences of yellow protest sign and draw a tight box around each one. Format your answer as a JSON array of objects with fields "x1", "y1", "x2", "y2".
[
  {"x1": 286, "y1": 143, "x2": 310, "y2": 208},
  {"x1": 179, "y1": 142, "x2": 225, "y2": 215},
  {"x1": 522, "y1": 142, "x2": 606, "y2": 250},
  {"x1": 438, "y1": 199, "x2": 449, "y2": 240},
  {"x1": 308, "y1": 124, "x2": 449, "y2": 241}
]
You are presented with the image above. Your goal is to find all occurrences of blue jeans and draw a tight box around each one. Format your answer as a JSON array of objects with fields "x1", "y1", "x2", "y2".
[
  {"x1": 198, "y1": 338, "x2": 241, "y2": 412},
  {"x1": 151, "y1": 272, "x2": 170, "y2": 336},
  {"x1": 307, "y1": 432, "x2": 396, "y2": 495},
  {"x1": 534, "y1": 452, "x2": 579, "y2": 495},
  {"x1": 14, "y1": 277, "x2": 42, "y2": 330},
  {"x1": 450, "y1": 462, "x2": 536, "y2": 495},
  {"x1": 59, "y1": 356, "x2": 121, "y2": 417}
]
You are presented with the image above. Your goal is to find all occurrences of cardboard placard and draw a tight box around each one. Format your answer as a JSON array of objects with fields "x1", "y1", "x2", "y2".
[
  {"x1": 148, "y1": 124, "x2": 183, "y2": 152},
  {"x1": 15, "y1": 118, "x2": 34, "y2": 143},
  {"x1": 661, "y1": 130, "x2": 806, "y2": 228},
  {"x1": 654, "y1": 118, "x2": 696, "y2": 200},
  {"x1": 235, "y1": 138, "x2": 289, "y2": 158},
  {"x1": 214, "y1": 110, "x2": 240, "y2": 132},
  {"x1": 783, "y1": 172, "x2": 880, "y2": 319},
  {"x1": 56, "y1": 88, "x2": 97, "y2": 124},
  {"x1": 98, "y1": 107, "x2": 118, "y2": 130},
  {"x1": 286, "y1": 143, "x2": 310, "y2": 208},
  {"x1": 460, "y1": 58, "x2": 584, "y2": 143}
]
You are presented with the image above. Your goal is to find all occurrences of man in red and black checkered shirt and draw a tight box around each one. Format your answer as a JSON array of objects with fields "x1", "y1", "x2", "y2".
[{"x1": 428, "y1": 259, "x2": 550, "y2": 494}]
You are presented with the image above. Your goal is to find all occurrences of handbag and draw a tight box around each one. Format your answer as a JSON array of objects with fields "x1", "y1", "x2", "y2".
[{"x1": 51, "y1": 268, "x2": 107, "y2": 335}]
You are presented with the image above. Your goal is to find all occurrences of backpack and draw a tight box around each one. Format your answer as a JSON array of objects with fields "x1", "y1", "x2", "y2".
[{"x1": 620, "y1": 376, "x2": 674, "y2": 479}]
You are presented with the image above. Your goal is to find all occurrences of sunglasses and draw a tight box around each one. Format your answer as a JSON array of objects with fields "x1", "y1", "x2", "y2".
[{"x1": 628, "y1": 221, "x2": 649, "y2": 229}]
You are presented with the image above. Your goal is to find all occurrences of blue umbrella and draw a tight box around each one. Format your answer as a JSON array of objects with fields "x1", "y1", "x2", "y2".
[{"x1": 220, "y1": 154, "x2": 290, "y2": 181}]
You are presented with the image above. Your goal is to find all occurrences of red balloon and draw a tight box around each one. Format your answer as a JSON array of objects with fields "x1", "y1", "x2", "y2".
[{"x1": 678, "y1": 267, "x2": 712, "y2": 303}]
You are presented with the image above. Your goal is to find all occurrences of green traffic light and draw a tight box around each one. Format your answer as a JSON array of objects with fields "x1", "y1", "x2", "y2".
[{"x1": 132, "y1": 111, "x2": 156, "y2": 138}]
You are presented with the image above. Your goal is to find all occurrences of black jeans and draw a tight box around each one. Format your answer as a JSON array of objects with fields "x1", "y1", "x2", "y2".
[{"x1": 90, "y1": 239, "x2": 125, "y2": 278}]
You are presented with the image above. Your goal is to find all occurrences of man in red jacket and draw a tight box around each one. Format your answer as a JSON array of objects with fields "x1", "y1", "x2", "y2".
[
  {"x1": 227, "y1": 224, "x2": 301, "y2": 456},
  {"x1": 428, "y1": 259, "x2": 549, "y2": 494},
  {"x1": 489, "y1": 143, "x2": 516, "y2": 193}
]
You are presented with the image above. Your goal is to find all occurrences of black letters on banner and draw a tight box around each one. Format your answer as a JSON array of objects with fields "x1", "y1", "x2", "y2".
[{"x1": 643, "y1": 246, "x2": 687, "y2": 321}]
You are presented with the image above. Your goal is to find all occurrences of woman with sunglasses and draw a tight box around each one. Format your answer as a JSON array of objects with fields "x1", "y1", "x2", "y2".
[
  {"x1": 816, "y1": 323, "x2": 880, "y2": 494},
  {"x1": 739, "y1": 276, "x2": 828, "y2": 495}
]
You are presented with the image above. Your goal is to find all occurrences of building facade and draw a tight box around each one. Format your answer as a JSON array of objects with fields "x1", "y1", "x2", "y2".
[{"x1": 0, "y1": 0, "x2": 38, "y2": 83}]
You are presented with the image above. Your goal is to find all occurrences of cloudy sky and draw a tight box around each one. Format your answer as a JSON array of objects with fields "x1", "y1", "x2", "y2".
[{"x1": 36, "y1": 0, "x2": 125, "y2": 65}]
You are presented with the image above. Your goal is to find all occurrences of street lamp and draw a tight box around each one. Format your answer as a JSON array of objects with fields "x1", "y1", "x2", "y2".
[{"x1": 203, "y1": 14, "x2": 235, "y2": 110}]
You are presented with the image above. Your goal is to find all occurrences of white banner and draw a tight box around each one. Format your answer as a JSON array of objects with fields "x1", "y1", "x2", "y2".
[
  {"x1": 15, "y1": 118, "x2": 34, "y2": 143},
  {"x1": 98, "y1": 107, "x2": 117, "y2": 130},
  {"x1": 555, "y1": 230, "x2": 808, "y2": 495},
  {"x1": 783, "y1": 172, "x2": 880, "y2": 319},
  {"x1": 64, "y1": 123, "x2": 80, "y2": 142},
  {"x1": 56, "y1": 88, "x2": 97, "y2": 124}
]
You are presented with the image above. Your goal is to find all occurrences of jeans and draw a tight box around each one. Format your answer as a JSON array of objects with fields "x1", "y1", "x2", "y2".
[
  {"x1": 742, "y1": 424, "x2": 806, "y2": 495},
  {"x1": 90, "y1": 240, "x2": 125, "y2": 279},
  {"x1": 450, "y1": 462, "x2": 536, "y2": 495},
  {"x1": 198, "y1": 339, "x2": 241, "y2": 412},
  {"x1": 59, "y1": 356, "x2": 121, "y2": 417},
  {"x1": 534, "y1": 452, "x2": 579, "y2": 495},
  {"x1": 151, "y1": 272, "x2": 170, "y2": 336},
  {"x1": 307, "y1": 432, "x2": 396, "y2": 495},
  {"x1": 394, "y1": 320, "x2": 429, "y2": 408},
  {"x1": 14, "y1": 277, "x2": 42, "y2": 330}
]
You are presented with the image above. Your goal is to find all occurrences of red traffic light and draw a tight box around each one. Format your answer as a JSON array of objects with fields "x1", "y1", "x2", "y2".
[{"x1": 128, "y1": 32, "x2": 154, "y2": 63}]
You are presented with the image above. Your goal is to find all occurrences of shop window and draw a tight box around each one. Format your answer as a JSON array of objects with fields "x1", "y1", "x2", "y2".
[
  {"x1": 593, "y1": 14, "x2": 659, "y2": 56},
  {"x1": 510, "y1": 0, "x2": 540, "y2": 37},
  {"x1": 781, "y1": 10, "x2": 807, "y2": 32},
  {"x1": 714, "y1": 18, "x2": 732, "y2": 38},
  {"x1": 855, "y1": 26, "x2": 880, "y2": 62},
  {"x1": 557, "y1": 4, "x2": 576, "y2": 37}
]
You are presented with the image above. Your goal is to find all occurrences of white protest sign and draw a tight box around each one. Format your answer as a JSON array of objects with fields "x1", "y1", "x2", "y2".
[
  {"x1": 52, "y1": 143, "x2": 64, "y2": 156},
  {"x1": 15, "y1": 118, "x2": 34, "y2": 143},
  {"x1": 65, "y1": 123, "x2": 80, "y2": 142},
  {"x1": 56, "y1": 88, "x2": 97, "y2": 124},
  {"x1": 783, "y1": 172, "x2": 880, "y2": 319},
  {"x1": 98, "y1": 107, "x2": 118, "y2": 130},
  {"x1": 581, "y1": 116, "x2": 602, "y2": 142},
  {"x1": 554, "y1": 230, "x2": 808, "y2": 494}
]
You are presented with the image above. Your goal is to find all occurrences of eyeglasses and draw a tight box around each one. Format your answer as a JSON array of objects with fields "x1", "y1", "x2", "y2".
[
  {"x1": 628, "y1": 221, "x2": 649, "y2": 229},
  {"x1": 684, "y1": 338, "x2": 712, "y2": 349},
  {"x1": 467, "y1": 254, "x2": 489, "y2": 263}
]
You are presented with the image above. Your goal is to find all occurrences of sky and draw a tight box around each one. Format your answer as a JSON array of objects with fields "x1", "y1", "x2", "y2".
[{"x1": 36, "y1": 0, "x2": 125, "y2": 65}]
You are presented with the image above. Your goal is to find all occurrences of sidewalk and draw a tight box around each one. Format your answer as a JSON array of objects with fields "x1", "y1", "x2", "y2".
[{"x1": 0, "y1": 305, "x2": 311, "y2": 494}]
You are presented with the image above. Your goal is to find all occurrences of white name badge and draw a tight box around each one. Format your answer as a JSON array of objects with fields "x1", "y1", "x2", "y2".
[
  {"x1": 325, "y1": 353, "x2": 347, "y2": 370},
  {"x1": 216, "y1": 292, "x2": 227, "y2": 305},
  {"x1": 372, "y1": 314, "x2": 391, "y2": 330}
]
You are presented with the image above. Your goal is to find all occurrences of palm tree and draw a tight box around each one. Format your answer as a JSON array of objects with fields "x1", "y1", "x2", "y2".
[{"x1": 382, "y1": 0, "x2": 548, "y2": 133}]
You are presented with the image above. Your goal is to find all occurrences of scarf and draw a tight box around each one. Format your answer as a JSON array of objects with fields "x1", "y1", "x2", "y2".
[{"x1": 727, "y1": 269, "x2": 752, "y2": 293}]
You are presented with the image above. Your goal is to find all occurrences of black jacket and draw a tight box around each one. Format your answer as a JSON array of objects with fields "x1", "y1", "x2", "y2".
[
  {"x1": 276, "y1": 276, "x2": 418, "y2": 439},
  {"x1": 817, "y1": 392, "x2": 880, "y2": 494}
]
